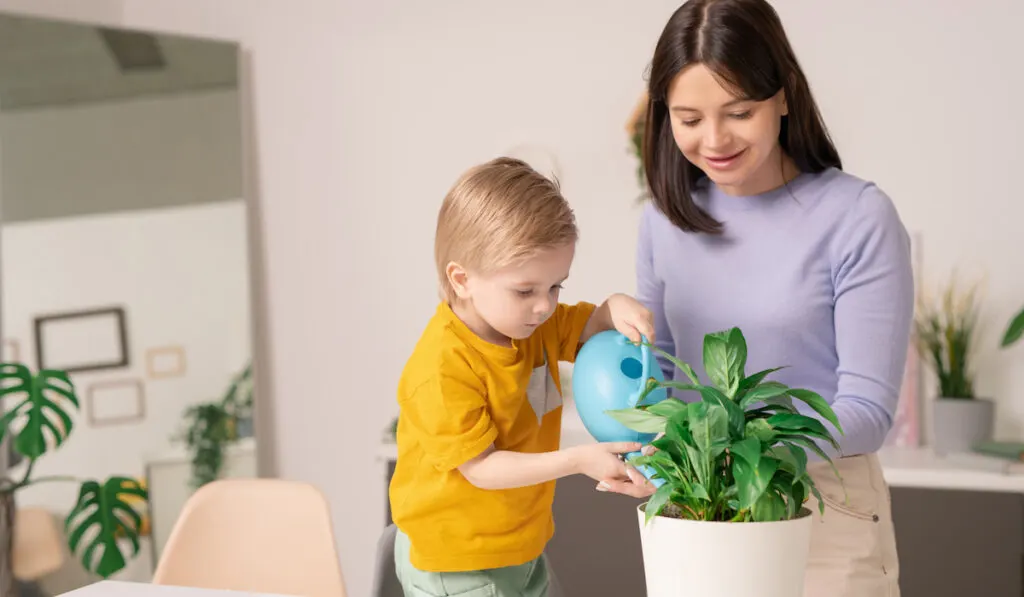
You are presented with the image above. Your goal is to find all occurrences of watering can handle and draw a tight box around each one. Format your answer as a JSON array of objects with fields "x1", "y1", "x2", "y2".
[{"x1": 639, "y1": 335, "x2": 650, "y2": 389}]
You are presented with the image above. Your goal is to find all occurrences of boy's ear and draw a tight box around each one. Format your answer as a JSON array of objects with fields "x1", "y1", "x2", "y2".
[{"x1": 446, "y1": 261, "x2": 471, "y2": 299}]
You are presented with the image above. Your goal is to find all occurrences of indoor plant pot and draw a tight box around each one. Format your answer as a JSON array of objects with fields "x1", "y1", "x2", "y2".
[
  {"x1": 636, "y1": 504, "x2": 813, "y2": 597},
  {"x1": 931, "y1": 396, "x2": 994, "y2": 455},
  {"x1": 606, "y1": 328, "x2": 843, "y2": 597}
]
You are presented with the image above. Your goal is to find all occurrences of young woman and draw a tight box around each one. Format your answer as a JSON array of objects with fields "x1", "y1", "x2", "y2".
[{"x1": 635, "y1": 1, "x2": 913, "y2": 595}]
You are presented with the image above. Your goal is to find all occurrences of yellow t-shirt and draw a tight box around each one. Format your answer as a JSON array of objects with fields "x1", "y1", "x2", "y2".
[{"x1": 389, "y1": 300, "x2": 597, "y2": 572}]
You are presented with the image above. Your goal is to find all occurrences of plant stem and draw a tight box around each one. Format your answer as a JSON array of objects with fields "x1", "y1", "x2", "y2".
[{"x1": 0, "y1": 457, "x2": 78, "y2": 494}]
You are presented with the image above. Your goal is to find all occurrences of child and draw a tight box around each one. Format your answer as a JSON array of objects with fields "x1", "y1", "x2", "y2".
[{"x1": 389, "y1": 156, "x2": 657, "y2": 597}]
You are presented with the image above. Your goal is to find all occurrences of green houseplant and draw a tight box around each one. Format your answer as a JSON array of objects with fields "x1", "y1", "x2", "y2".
[
  {"x1": 0, "y1": 363, "x2": 147, "y2": 596},
  {"x1": 179, "y1": 362, "x2": 253, "y2": 489},
  {"x1": 913, "y1": 274, "x2": 990, "y2": 454},
  {"x1": 605, "y1": 327, "x2": 844, "y2": 597}
]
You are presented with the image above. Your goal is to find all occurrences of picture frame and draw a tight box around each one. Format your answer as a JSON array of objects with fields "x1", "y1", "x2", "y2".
[
  {"x1": 86, "y1": 378, "x2": 146, "y2": 427},
  {"x1": 34, "y1": 306, "x2": 129, "y2": 373},
  {"x1": 145, "y1": 345, "x2": 187, "y2": 379}
]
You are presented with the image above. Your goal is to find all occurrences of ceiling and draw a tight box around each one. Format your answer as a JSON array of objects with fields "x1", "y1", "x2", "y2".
[{"x1": 0, "y1": 13, "x2": 238, "y2": 110}]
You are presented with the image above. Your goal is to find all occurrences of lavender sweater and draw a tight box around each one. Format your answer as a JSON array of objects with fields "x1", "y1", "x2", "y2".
[{"x1": 636, "y1": 168, "x2": 914, "y2": 459}]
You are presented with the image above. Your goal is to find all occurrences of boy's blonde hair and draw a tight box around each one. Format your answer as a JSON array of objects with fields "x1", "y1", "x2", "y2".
[{"x1": 435, "y1": 157, "x2": 578, "y2": 302}]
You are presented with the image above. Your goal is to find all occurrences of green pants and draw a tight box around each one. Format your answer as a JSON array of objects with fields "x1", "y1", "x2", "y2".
[{"x1": 394, "y1": 529, "x2": 550, "y2": 597}]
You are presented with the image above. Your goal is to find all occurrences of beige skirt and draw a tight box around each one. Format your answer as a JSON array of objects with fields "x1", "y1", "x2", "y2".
[{"x1": 804, "y1": 453, "x2": 900, "y2": 597}]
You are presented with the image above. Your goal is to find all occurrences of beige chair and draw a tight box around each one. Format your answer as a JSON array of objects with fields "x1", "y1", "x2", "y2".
[
  {"x1": 152, "y1": 478, "x2": 346, "y2": 597},
  {"x1": 13, "y1": 507, "x2": 66, "y2": 582}
]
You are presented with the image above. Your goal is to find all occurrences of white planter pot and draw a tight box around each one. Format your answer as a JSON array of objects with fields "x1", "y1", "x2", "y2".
[
  {"x1": 637, "y1": 504, "x2": 813, "y2": 597},
  {"x1": 931, "y1": 397, "x2": 994, "y2": 455}
]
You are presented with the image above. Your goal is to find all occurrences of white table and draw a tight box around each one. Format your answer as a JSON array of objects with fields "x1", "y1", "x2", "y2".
[{"x1": 59, "y1": 581, "x2": 292, "y2": 597}]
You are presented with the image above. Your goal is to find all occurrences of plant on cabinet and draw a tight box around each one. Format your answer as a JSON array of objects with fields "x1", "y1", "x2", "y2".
[
  {"x1": 605, "y1": 327, "x2": 844, "y2": 597},
  {"x1": 913, "y1": 273, "x2": 989, "y2": 454}
]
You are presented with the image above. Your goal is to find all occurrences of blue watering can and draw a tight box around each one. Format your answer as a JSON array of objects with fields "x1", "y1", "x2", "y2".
[{"x1": 571, "y1": 330, "x2": 668, "y2": 488}]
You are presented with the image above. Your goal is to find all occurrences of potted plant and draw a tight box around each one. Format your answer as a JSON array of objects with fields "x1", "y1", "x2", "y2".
[
  {"x1": 178, "y1": 362, "x2": 253, "y2": 489},
  {"x1": 913, "y1": 274, "x2": 989, "y2": 454},
  {"x1": 0, "y1": 362, "x2": 147, "y2": 596},
  {"x1": 606, "y1": 327, "x2": 844, "y2": 597}
]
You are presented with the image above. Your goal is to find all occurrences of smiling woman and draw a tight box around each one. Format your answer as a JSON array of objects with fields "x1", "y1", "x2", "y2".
[{"x1": 634, "y1": 1, "x2": 914, "y2": 596}]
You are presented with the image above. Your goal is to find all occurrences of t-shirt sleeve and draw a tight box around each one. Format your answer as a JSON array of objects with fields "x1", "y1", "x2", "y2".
[
  {"x1": 811, "y1": 183, "x2": 914, "y2": 459},
  {"x1": 400, "y1": 360, "x2": 499, "y2": 473},
  {"x1": 553, "y1": 301, "x2": 597, "y2": 362}
]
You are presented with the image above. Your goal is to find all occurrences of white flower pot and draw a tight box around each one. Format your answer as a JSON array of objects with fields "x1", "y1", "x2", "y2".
[
  {"x1": 637, "y1": 504, "x2": 813, "y2": 597},
  {"x1": 931, "y1": 397, "x2": 994, "y2": 455}
]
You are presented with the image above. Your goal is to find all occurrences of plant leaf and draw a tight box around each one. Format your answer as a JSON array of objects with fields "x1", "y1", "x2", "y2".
[
  {"x1": 0, "y1": 364, "x2": 79, "y2": 458},
  {"x1": 644, "y1": 482, "x2": 676, "y2": 524},
  {"x1": 767, "y1": 413, "x2": 839, "y2": 449},
  {"x1": 689, "y1": 402, "x2": 729, "y2": 451},
  {"x1": 703, "y1": 332, "x2": 731, "y2": 393},
  {"x1": 734, "y1": 455, "x2": 778, "y2": 510},
  {"x1": 737, "y1": 367, "x2": 786, "y2": 397},
  {"x1": 752, "y1": 488, "x2": 787, "y2": 522},
  {"x1": 762, "y1": 394, "x2": 798, "y2": 413},
  {"x1": 696, "y1": 385, "x2": 745, "y2": 437},
  {"x1": 730, "y1": 437, "x2": 762, "y2": 469},
  {"x1": 65, "y1": 477, "x2": 148, "y2": 578},
  {"x1": 770, "y1": 444, "x2": 808, "y2": 483},
  {"x1": 1002, "y1": 306, "x2": 1024, "y2": 347},
  {"x1": 645, "y1": 398, "x2": 688, "y2": 420},
  {"x1": 744, "y1": 418, "x2": 776, "y2": 444},
  {"x1": 738, "y1": 381, "x2": 791, "y2": 409},
  {"x1": 787, "y1": 389, "x2": 844, "y2": 434},
  {"x1": 605, "y1": 408, "x2": 666, "y2": 434},
  {"x1": 703, "y1": 329, "x2": 748, "y2": 397},
  {"x1": 647, "y1": 343, "x2": 701, "y2": 384}
]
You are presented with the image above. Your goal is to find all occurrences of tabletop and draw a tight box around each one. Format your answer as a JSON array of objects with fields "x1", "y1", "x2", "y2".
[{"x1": 59, "y1": 581, "x2": 294, "y2": 597}]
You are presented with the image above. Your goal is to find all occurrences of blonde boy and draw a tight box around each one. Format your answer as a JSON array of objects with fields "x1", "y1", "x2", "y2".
[{"x1": 389, "y1": 157, "x2": 655, "y2": 597}]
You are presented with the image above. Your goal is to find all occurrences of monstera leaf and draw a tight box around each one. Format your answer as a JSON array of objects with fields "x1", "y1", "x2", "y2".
[
  {"x1": 65, "y1": 477, "x2": 148, "y2": 578},
  {"x1": 0, "y1": 363, "x2": 77, "y2": 458}
]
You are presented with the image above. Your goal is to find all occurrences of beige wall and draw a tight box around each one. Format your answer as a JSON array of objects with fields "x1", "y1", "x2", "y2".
[{"x1": 1, "y1": 2, "x2": 1022, "y2": 596}]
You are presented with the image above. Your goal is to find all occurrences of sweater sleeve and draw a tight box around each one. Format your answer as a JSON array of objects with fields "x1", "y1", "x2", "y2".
[
  {"x1": 636, "y1": 203, "x2": 677, "y2": 382},
  {"x1": 808, "y1": 185, "x2": 914, "y2": 459}
]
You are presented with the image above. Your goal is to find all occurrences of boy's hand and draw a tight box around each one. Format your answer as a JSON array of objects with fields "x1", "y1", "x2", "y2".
[
  {"x1": 568, "y1": 442, "x2": 655, "y2": 498},
  {"x1": 606, "y1": 293, "x2": 655, "y2": 344}
]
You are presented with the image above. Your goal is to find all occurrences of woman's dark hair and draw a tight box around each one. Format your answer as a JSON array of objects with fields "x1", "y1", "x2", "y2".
[{"x1": 642, "y1": 0, "x2": 841, "y2": 234}]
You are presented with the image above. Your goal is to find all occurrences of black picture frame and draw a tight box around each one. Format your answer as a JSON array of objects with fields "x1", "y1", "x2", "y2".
[{"x1": 33, "y1": 306, "x2": 129, "y2": 373}]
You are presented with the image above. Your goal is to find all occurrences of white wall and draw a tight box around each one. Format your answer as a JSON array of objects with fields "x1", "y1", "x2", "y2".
[
  {"x1": 1, "y1": 201, "x2": 252, "y2": 509},
  {"x1": 0, "y1": 2, "x2": 1021, "y2": 596}
]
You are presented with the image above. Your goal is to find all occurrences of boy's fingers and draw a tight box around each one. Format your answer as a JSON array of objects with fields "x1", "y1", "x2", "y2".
[{"x1": 606, "y1": 442, "x2": 643, "y2": 454}]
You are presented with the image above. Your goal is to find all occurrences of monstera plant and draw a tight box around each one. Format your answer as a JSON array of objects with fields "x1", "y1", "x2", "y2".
[{"x1": 0, "y1": 362, "x2": 147, "y2": 595}]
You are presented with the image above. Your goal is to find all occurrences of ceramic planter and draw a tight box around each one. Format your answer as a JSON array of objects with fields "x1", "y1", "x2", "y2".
[
  {"x1": 932, "y1": 397, "x2": 994, "y2": 455},
  {"x1": 636, "y1": 504, "x2": 813, "y2": 597}
]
